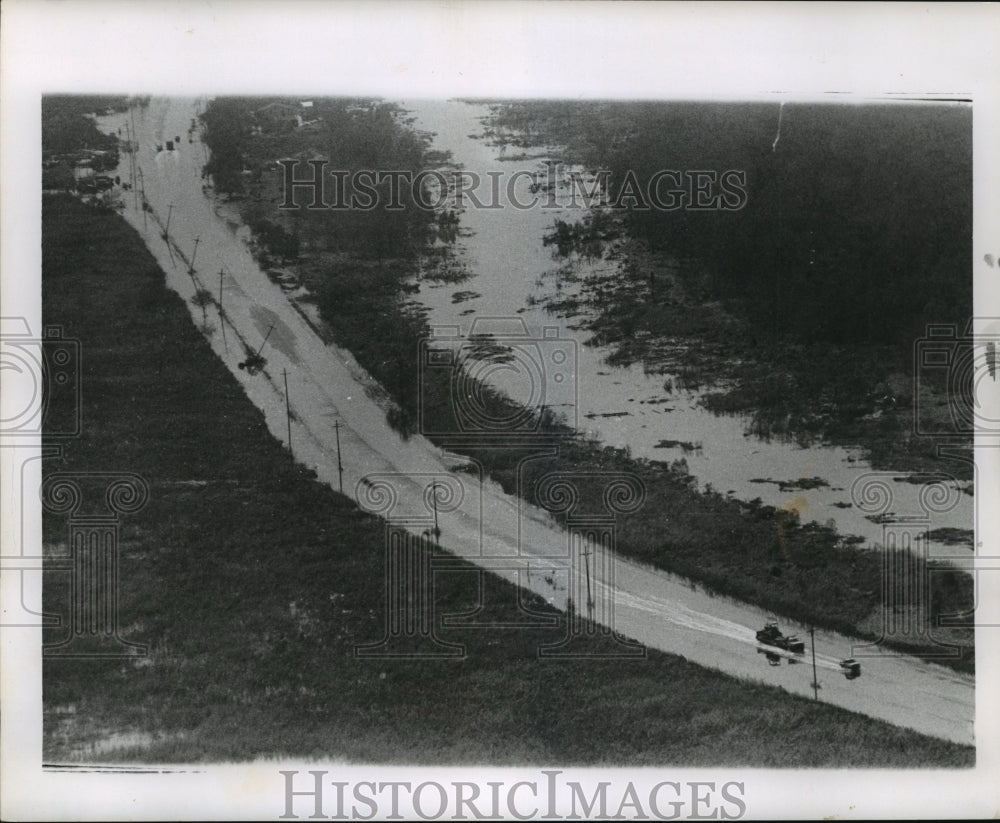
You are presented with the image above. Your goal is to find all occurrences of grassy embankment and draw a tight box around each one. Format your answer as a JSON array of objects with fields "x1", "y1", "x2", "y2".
[
  {"x1": 42, "y1": 194, "x2": 974, "y2": 766},
  {"x1": 209, "y1": 99, "x2": 974, "y2": 675}
]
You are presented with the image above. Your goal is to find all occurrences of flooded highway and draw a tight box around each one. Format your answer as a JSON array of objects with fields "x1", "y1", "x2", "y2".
[{"x1": 92, "y1": 97, "x2": 975, "y2": 746}]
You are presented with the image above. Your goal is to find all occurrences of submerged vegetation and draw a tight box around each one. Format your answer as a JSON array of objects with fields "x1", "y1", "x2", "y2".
[
  {"x1": 488, "y1": 100, "x2": 973, "y2": 477},
  {"x1": 200, "y1": 96, "x2": 439, "y2": 259},
  {"x1": 200, "y1": 96, "x2": 453, "y2": 435}
]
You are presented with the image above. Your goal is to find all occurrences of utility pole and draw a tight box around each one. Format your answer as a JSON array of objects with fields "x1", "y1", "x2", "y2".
[
  {"x1": 283, "y1": 368, "x2": 292, "y2": 453},
  {"x1": 123, "y1": 121, "x2": 133, "y2": 192},
  {"x1": 809, "y1": 626, "x2": 819, "y2": 700},
  {"x1": 582, "y1": 543, "x2": 594, "y2": 619},
  {"x1": 130, "y1": 101, "x2": 138, "y2": 162},
  {"x1": 188, "y1": 237, "x2": 200, "y2": 275},
  {"x1": 218, "y1": 269, "x2": 227, "y2": 351},
  {"x1": 123, "y1": 122, "x2": 132, "y2": 180},
  {"x1": 131, "y1": 136, "x2": 138, "y2": 211},
  {"x1": 137, "y1": 166, "x2": 147, "y2": 231},
  {"x1": 257, "y1": 323, "x2": 275, "y2": 357},
  {"x1": 163, "y1": 204, "x2": 173, "y2": 241},
  {"x1": 431, "y1": 481, "x2": 440, "y2": 546},
  {"x1": 333, "y1": 420, "x2": 344, "y2": 494},
  {"x1": 131, "y1": 104, "x2": 140, "y2": 210}
]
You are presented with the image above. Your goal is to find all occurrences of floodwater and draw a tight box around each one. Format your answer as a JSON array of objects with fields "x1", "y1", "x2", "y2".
[
  {"x1": 78, "y1": 98, "x2": 974, "y2": 746},
  {"x1": 402, "y1": 99, "x2": 975, "y2": 555}
]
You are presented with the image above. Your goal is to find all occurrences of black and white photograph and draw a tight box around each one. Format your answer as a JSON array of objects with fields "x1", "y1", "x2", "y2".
[{"x1": 2, "y1": 2, "x2": 999, "y2": 820}]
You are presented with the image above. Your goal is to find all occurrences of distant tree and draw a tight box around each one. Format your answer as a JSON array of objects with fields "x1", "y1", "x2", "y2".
[
  {"x1": 190, "y1": 289, "x2": 213, "y2": 325},
  {"x1": 200, "y1": 99, "x2": 252, "y2": 194}
]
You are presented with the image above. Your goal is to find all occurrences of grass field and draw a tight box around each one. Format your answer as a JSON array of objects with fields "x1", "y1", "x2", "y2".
[{"x1": 42, "y1": 194, "x2": 973, "y2": 766}]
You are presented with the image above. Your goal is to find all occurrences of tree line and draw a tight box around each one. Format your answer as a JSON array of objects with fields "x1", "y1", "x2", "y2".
[
  {"x1": 495, "y1": 100, "x2": 972, "y2": 354},
  {"x1": 199, "y1": 96, "x2": 439, "y2": 261}
]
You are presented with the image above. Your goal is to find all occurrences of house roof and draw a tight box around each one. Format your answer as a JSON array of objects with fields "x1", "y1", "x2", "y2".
[
  {"x1": 278, "y1": 149, "x2": 330, "y2": 164},
  {"x1": 254, "y1": 102, "x2": 300, "y2": 116}
]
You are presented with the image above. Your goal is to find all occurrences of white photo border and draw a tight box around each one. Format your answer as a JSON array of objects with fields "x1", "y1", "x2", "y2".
[{"x1": 3, "y1": 1, "x2": 999, "y2": 819}]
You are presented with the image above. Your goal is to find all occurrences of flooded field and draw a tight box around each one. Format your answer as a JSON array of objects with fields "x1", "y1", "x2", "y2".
[
  {"x1": 402, "y1": 99, "x2": 975, "y2": 555},
  {"x1": 51, "y1": 98, "x2": 972, "y2": 751}
]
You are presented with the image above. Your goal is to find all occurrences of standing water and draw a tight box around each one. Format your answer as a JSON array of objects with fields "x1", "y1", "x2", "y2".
[{"x1": 402, "y1": 99, "x2": 974, "y2": 555}]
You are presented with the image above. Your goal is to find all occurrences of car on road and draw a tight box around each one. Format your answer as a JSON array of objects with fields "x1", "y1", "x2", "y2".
[
  {"x1": 839, "y1": 658, "x2": 862, "y2": 680},
  {"x1": 756, "y1": 621, "x2": 805, "y2": 655}
]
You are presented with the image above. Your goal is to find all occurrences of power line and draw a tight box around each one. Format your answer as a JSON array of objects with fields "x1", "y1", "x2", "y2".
[
  {"x1": 283, "y1": 368, "x2": 292, "y2": 453},
  {"x1": 810, "y1": 626, "x2": 819, "y2": 700},
  {"x1": 136, "y1": 166, "x2": 147, "y2": 231},
  {"x1": 431, "y1": 481, "x2": 440, "y2": 546},
  {"x1": 188, "y1": 236, "x2": 200, "y2": 275},
  {"x1": 256, "y1": 323, "x2": 275, "y2": 357},
  {"x1": 333, "y1": 420, "x2": 344, "y2": 494},
  {"x1": 582, "y1": 543, "x2": 594, "y2": 619},
  {"x1": 218, "y1": 269, "x2": 227, "y2": 352}
]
